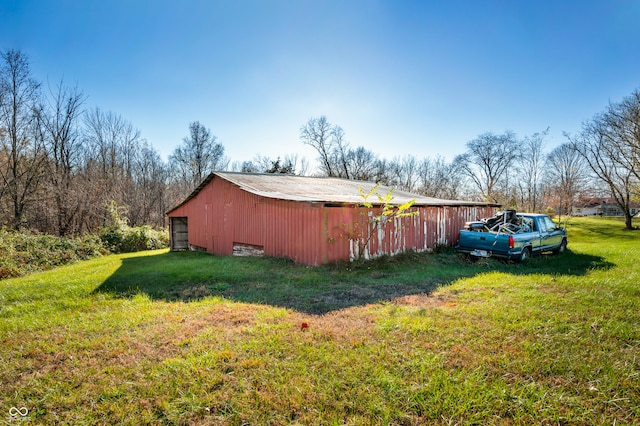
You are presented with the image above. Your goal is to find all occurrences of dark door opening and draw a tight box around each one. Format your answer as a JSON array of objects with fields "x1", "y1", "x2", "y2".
[{"x1": 170, "y1": 217, "x2": 189, "y2": 251}]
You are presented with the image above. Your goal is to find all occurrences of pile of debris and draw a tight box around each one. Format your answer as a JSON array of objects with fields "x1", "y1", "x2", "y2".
[{"x1": 464, "y1": 210, "x2": 533, "y2": 234}]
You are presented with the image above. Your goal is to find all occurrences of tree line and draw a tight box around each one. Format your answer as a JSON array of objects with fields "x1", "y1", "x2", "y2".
[
  {"x1": 2, "y1": 49, "x2": 639, "y2": 236},
  {"x1": 0, "y1": 49, "x2": 228, "y2": 235},
  {"x1": 298, "y1": 101, "x2": 640, "y2": 229}
]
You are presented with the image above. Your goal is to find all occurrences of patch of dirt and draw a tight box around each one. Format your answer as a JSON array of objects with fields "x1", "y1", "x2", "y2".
[
  {"x1": 392, "y1": 293, "x2": 452, "y2": 308},
  {"x1": 288, "y1": 308, "x2": 379, "y2": 344}
]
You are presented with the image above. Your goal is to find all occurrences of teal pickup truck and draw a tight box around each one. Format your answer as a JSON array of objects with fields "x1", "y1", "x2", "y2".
[{"x1": 455, "y1": 211, "x2": 568, "y2": 262}]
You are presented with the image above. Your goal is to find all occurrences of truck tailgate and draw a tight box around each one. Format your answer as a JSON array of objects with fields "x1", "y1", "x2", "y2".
[{"x1": 458, "y1": 231, "x2": 508, "y2": 255}]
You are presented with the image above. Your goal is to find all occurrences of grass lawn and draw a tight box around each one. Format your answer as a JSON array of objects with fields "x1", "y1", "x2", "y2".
[{"x1": 1, "y1": 217, "x2": 638, "y2": 425}]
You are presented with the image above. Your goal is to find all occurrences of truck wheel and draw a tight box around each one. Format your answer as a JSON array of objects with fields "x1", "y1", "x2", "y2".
[
  {"x1": 553, "y1": 239, "x2": 567, "y2": 254},
  {"x1": 519, "y1": 247, "x2": 531, "y2": 263}
]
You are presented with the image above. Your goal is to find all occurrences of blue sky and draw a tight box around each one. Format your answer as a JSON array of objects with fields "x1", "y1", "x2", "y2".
[{"x1": 2, "y1": 0, "x2": 639, "y2": 168}]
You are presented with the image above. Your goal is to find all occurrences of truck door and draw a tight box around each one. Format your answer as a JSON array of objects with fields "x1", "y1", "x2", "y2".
[
  {"x1": 521, "y1": 216, "x2": 542, "y2": 252},
  {"x1": 539, "y1": 216, "x2": 563, "y2": 251}
]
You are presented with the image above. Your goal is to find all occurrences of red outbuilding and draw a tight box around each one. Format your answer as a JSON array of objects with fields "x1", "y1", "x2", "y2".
[{"x1": 166, "y1": 172, "x2": 496, "y2": 265}]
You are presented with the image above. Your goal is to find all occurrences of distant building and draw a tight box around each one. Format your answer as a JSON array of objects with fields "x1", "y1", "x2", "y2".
[
  {"x1": 572, "y1": 197, "x2": 639, "y2": 217},
  {"x1": 166, "y1": 172, "x2": 497, "y2": 265}
]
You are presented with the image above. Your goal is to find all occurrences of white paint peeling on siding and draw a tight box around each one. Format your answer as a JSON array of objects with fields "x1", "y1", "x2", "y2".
[
  {"x1": 377, "y1": 218, "x2": 385, "y2": 257},
  {"x1": 436, "y1": 208, "x2": 442, "y2": 245},
  {"x1": 394, "y1": 216, "x2": 402, "y2": 252},
  {"x1": 343, "y1": 205, "x2": 495, "y2": 263},
  {"x1": 422, "y1": 211, "x2": 428, "y2": 250},
  {"x1": 349, "y1": 237, "x2": 357, "y2": 261}
]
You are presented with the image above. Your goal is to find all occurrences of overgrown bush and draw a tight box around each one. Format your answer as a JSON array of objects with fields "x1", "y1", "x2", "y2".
[
  {"x1": 0, "y1": 202, "x2": 169, "y2": 279},
  {"x1": 99, "y1": 224, "x2": 169, "y2": 253},
  {"x1": 98, "y1": 201, "x2": 169, "y2": 254},
  {"x1": 0, "y1": 229, "x2": 107, "y2": 279}
]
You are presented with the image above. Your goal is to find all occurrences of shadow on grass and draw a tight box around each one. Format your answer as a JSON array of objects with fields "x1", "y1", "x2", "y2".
[{"x1": 94, "y1": 249, "x2": 614, "y2": 315}]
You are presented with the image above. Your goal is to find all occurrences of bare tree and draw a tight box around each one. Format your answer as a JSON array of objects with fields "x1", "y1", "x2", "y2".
[
  {"x1": 330, "y1": 125, "x2": 352, "y2": 178},
  {"x1": 130, "y1": 141, "x2": 167, "y2": 227},
  {"x1": 0, "y1": 49, "x2": 45, "y2": 229},
  {"x1": 38, "y1": 80, "x2": 86, "y2": 235},
  {"x1": 567, "y1": 88, "x2": 640, "y2": 229},
  {"x1": 455, "y1": 131, "x2": 520, "y2": 203},
  {"x1": 235, "y1": 160, "x2": 259, "y2": 173},
  {"x1": 570, "y1": 115, "x2": 639, "y2": 230},
  {"x1": 169, "y1": 121, "x2": 227, "y2": 190},
  {"x1": 386, "y1": 155, "x2": 420, "y2": 192},
  {"x1": 545, "y1": 143, "x2": 587, "y2": 219},
  {"x1": 0, "y1": 50, "x2": 179, "y2": 233},
  {"x1": 516, "y1": 128, "x2": 548, "y2": 212},
  {"x1": 345, "y1": 146, "x2": 379, "y2": 181},
  {"x1": 371, "y1": 158, "x2": 390, "y2": 184},
  {"x1": 599, "y1": 89, "x2": 640, "y2": 181},
  {"x1": 82, "y1": 108, "x2": 143, "y2": 229},
  {"x1": 239, "y1": 155, "x2": 287, "y2": 174},
  {"x1": 291, "y1": 154, "x2": 310, "y2": 176},
  {"x1": 235, "y1": 153, "x2": 308, "y2": 176},
  {"x1": 415, "y1": 155, "x2": 466, "y2": 199},
  {"x1": 300, "y1": 116, "x2": 336, "y2": 176},
  {"x1": 84, "y1": 108, "x2": 141, "y2": 180},
  {"x1": 300, "y1": 116, "x2": 382, "y2": 181}
]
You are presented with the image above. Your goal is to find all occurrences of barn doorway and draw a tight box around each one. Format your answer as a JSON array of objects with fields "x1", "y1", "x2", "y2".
[{"x1": 170, "y1": 217, "x2": 189, "y2": 251}]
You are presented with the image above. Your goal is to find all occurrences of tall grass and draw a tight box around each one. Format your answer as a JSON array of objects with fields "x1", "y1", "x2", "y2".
[{"x1": 0, "y1": 217, "x2": 638, "y2": 424}]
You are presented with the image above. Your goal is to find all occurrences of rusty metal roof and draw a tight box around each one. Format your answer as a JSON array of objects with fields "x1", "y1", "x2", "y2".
[{"x1": 168, "y1": 172, "x2": 494, "y2": 213}]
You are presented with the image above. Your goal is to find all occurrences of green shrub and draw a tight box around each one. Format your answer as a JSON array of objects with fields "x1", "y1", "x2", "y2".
[
  {"x1": 98, "y1": 201, "x2": 169, "y2": 254},
  {"x1": 120, "y1": 225, "x2": 169, "y2": 253},
  {"x1": 98, "y1": 225, "x2": 124, "y2": 253},
  {"x1": 0, "y1": 229, "x2": 107, "y2": 279},
  {"x1": 99, "y1": 224, "x2": 169, "y2": 254}
]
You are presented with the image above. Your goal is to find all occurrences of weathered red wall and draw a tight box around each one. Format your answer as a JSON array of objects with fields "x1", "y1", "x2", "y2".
[
  {"x1": 168, "y1": 176, "x2": 494, "y2": 265},
  {"x1": 321, "y1": 204, "x2": 494, "y2": 261}
]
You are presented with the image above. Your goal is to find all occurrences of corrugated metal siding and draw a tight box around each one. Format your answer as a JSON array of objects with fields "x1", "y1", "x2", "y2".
[
  {"x1": 260, "y1": 199, "x2": 327, "y2": 265},
  {"x1": 323, "y1": 206, "x2": 357, "y2": 263},
  {"x1": 167, "y1": 175, "x2": 495, "y2": 265},
  {"x1": 321, "y1": 205, "x2": 494, "y2": 261},
  {"x1": 232, "y1": 188, "x2": 262, "y2": 247}
]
